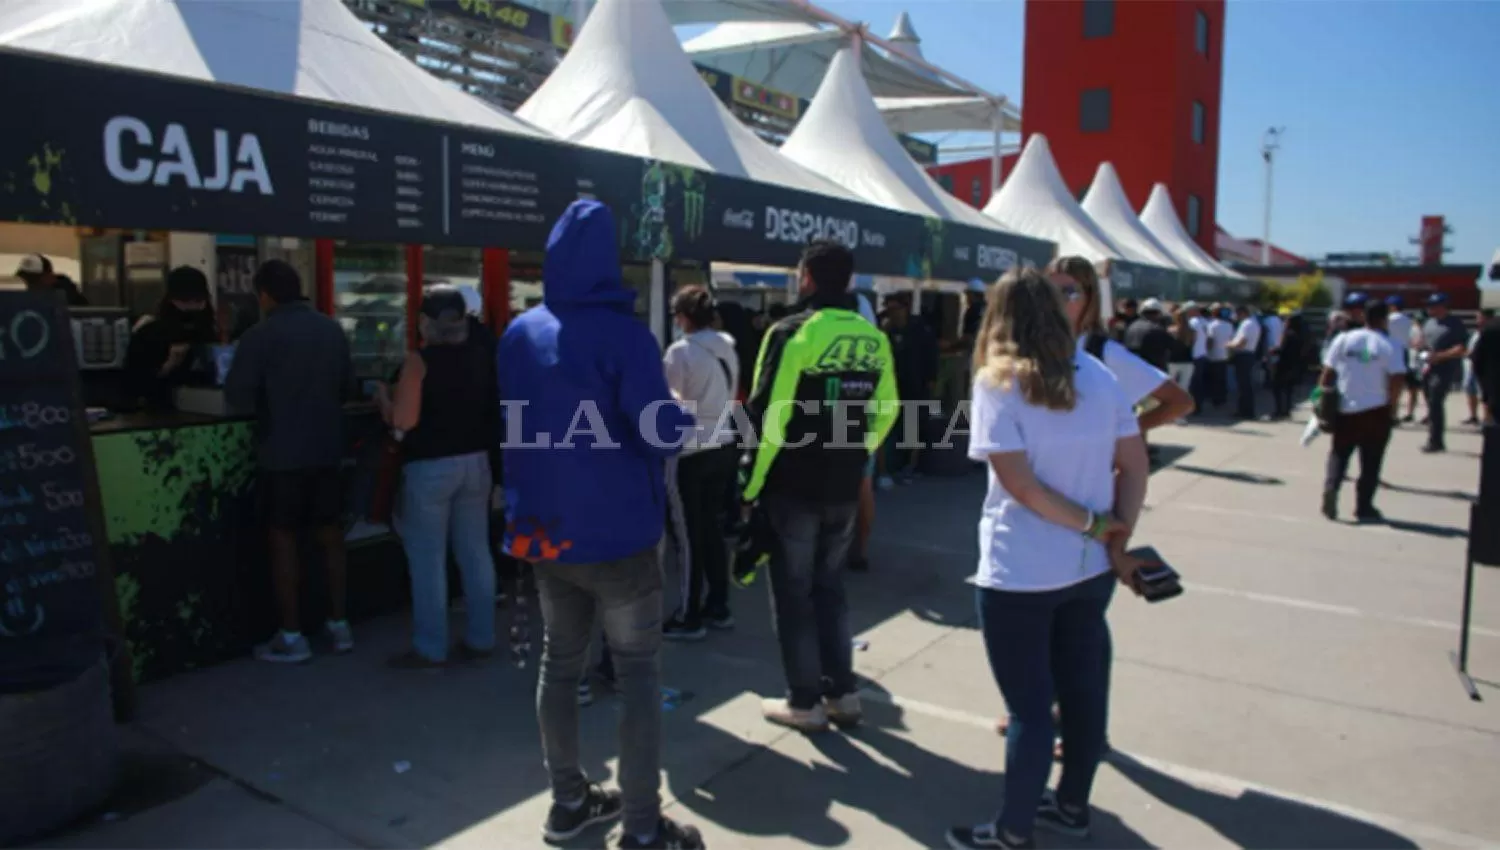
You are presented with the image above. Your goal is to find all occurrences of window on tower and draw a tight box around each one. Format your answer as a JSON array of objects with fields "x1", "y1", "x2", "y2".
[
  {"x1": 1187, "y1": 194, "x2": 1202, "y2": 238},
  {"x1": 971, "y1": 178, "x2": 984, "y2": 206},
  {"x1": 1083, "y1": 0, "x2": 1114, "y2": 39},
  {"x1": 939, "y1": 173, "x2": 954, "y2": 193},
  {"x1": 1196, "y1": 10, "x2": 1210, "y2": 55},
  {"x1": 1192, "y1": 101, "x2": 1205, "y2": 144},
  {"x1": 1080, "y1": 88, "x2": 1111, "y2": 133}
]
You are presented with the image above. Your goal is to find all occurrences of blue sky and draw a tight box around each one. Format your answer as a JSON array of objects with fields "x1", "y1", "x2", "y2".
[{"x1": 777, "y1": 0, "x2": 1500, "y2": 269}]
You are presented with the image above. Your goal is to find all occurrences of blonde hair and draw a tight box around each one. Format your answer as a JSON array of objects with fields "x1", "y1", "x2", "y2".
[
  {"x1": 972, "y1": 268, "x2": 1078, "y2": 411},
  {"x1": 1046, "y1": 255, "x2": 1104, "y2": 337}
]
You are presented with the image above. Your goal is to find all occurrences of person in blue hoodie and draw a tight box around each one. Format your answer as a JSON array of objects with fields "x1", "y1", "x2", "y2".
[{"x1": 498, "y1": 199, "x2": 703, "y2": 850}]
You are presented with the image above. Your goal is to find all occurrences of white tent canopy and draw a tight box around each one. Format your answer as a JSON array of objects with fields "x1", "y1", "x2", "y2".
[
  {"x1": 0, "y1": 0, "x2": 547, "y2": 138},
  {"x1": 780, "y1": 45, "x2": 1007, "y2": 232},
  {"x1": 1140, "y1": 184, "x2": 1244, "y2": 278},
  {"x1": 874, "y1": 95, "x2": 1020, "y2": 135},
  {"x1": 518, "y1": 0, "x2": 859, "y2": 200},
  {"x1": 682, "y1": 20, "x2": 960, "y2": 100},
  {"x1": 1080, "y1": 164, "x2": 1181, "y2": 269},
  {"x1": 982, "y1": 135, "x2": 1121, "y2": 263}
]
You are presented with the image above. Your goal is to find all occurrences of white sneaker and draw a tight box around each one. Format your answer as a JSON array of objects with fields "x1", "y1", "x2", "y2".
[
  {"x1": 326, "y1": 620, "x2": 354, "y2": 654},
  {"x1": 255, "y1": 633, "x2": 312, "y2": 664},
  {"x1": 823, "y1": 693, "x2": 863, "y2": 728},
  {"x1": 761, "y1": 698, "x2": 830, "y2": 732}
]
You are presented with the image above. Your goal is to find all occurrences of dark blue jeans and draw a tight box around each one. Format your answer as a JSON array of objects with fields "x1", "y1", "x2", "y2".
[
  {"x1": 765, "y1": 496, "x2": 857, "y2": 709},
  {"x1": 977, "y1": 571, "x2": 1116, "y2": 839}
]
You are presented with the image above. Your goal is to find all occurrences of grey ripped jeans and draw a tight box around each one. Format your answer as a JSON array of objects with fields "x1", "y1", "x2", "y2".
[
  {"x1": 535, "y1": 547, "x2": 663, "y2": 836},
  {"x1": 765, "y1": 497, "x2": 858, "y2": 710}
]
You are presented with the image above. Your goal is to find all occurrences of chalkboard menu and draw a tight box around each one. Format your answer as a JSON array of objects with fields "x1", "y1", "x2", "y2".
[{"x1": 0, "y1": 292, "x2": 112, "y2": 694}]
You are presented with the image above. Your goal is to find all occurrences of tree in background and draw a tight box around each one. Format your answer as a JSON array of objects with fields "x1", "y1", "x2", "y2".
[{"x1": 1256, "y1": 270, "x2": 1332, "y2": 312}]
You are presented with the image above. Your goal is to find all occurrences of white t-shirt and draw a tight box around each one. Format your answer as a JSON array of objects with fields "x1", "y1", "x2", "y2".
[
  {"x1": 1188, "y1": 315, "x2": 1209, "y2": 360},
  {"x1": 968, "y1": 354, "x2": 1140, "y2": 593},
  {"x1": 1322, "y1": 328, "x2": 1404, "y2": 414},
  {"x1": 663, "y1": 329, "x2": 740, "y2": 453},
  {"x1": 1387, "y1": 312, "x2": 1414, "y2": 353},
  {"x1": 1232, "y1": 317, "x2": 1262, "y2": 354},
  {"x1": 1078, "y1": 336, "x2": 1167, "y2": 406},
  {"x1": 1262, "y1": 314, "x2": 1285, "y2": 351},
  {"x1": 1207, "y1": 319, "x2": 1234, "y2": 362}
]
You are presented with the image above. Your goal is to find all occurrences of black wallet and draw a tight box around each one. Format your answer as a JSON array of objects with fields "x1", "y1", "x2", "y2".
[{"x1": 1125, "y1": 546, "x2": 1184, "y2": 603}]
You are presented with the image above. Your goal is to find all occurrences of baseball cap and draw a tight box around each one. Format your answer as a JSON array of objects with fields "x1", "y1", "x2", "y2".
[
  {"x1": 966, "y1": 278, "x2": 987, "y2": 293},
  {"x1": 1140, "y1": 297, "x2": 1164, "y2": 313},
  {"x1": 1385, "y1": 295, "x2": 1403, "y2": 307},
  {"x1": 15, "y1": 253, "x2": 51, "y2": 276},
  {"x1": 1427, "y1": 293, "x2": 1449, "y2": 306},
  {"x1": 1181, "y1": 300, "x2": 1200, "y2": 312},
  {"x1": 165, "y1": 266, "x2": 211, "y2": 301},
  {"x1": 420, "y1": 284, "x2": 468, "y2": 321},
  {"x1": 1343, "y1": 292, "x2": 1368, "y2": 308}
]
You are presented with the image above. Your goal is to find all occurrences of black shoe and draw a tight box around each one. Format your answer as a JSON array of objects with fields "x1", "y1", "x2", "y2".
[
  {"x1": 1321, "y1": 491, "x2": 1338, "y2": 521},
  {"x1": 1036, "y1": 791, "x2": 1091, "y2": 838},
  {"x1": 945, "y1": 822, "x2": 1034, "y2": 849},
  {"x1": 1402, "y1": 413, "x2": 1415, "y2": 423},
  {"x1": 543, "y1": 784, "x2": 622, "y2": 842},
  {"x1": 848, "y1": 554, "x2": 870, "y2": 573},
  {"x1": 704, "y1": 609, "x2": 735, "y2": 630},
  {"x1": 1464, "y1": 417, "x2": 1481, "y2": 426},
  {"x1": 1421, "y1": 444, "x2": 1446, "y2": 454},
  {"x1": 618, "y1": 816, "x2": 704, "y2": 849},
  {"x1": 1356, "y1": 508, "x2": 1385, "y2": 524},
  {"x1": 662, "y1": 619, "x2": 707, "y2": 642}
]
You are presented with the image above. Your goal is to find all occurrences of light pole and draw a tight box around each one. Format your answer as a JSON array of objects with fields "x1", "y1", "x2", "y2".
[{"x1": 1261, "y1": 127, "x2": 1284, "y2": 265}]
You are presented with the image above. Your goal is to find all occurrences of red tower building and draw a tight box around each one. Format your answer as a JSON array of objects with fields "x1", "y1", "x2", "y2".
[{"x1": 1020, "y1": 0, "x2": 1225, "y2": 252}]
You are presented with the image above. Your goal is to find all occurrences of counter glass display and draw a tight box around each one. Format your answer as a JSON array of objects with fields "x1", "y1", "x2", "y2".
[{"x1": 333, "y1": 243, "x2": 406, "y2": 380}]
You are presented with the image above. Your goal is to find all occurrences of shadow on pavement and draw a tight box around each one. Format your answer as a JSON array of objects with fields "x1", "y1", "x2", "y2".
[
  {"x1": 1380, "y1": 481, "x2": 1476, "y2": 502},
  {"x1": 1380, "y1": 517, "x2": 1469, "y2": 539},
  {"x1": 1170, "y1": 464, "x2": 1285, "y2": 486},
  {"x1": 1106, "y1": 751, "x2": 1419, "y2": 849}
]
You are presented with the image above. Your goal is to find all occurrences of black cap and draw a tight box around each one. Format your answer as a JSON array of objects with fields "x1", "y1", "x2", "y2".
[
  {"x1": 421, "y1": 285, "x2": 468, "y2": 321},
  {"x1": 166, "y1": 266, "x2": 211, "y2": 301}
]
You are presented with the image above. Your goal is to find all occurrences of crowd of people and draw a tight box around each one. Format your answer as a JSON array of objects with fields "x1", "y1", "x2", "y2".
[{"x1": 71, "y1": 194, "x2": 1487, "y2": 850}]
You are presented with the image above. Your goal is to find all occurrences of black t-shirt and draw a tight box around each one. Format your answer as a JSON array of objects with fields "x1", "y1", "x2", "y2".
[
  {"x1": 884, "y1": 317, "x2": 938, "y2": 395},
  {"x1": 1123, "y1": 317, "x2": 1173, "y2": 372},
  {"x1": 123, "y1": 307, "x2": 217, "y2": 409},
  {"x1": 1423, "y1": 315, "x2": 1469, "y2": 382}
]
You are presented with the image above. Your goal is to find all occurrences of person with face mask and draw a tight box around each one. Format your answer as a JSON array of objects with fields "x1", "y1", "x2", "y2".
[{"x1": 123, "y1": 265, "x2": 219, "y2": 410}]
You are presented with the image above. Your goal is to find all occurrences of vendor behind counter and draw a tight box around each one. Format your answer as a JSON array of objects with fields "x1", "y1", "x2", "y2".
[{"x1": 122, "y1": 266, "x2": 219, "y2": 411}]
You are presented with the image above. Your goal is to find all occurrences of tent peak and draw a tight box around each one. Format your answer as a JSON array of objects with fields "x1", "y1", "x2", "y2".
[{"x1": 888, "y1": 11, "x2": 919, "y2": 43}]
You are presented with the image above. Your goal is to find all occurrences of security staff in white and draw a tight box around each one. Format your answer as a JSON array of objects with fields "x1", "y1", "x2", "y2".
[{"x1": 1319, "y1": 301, "x2": 1406, "y2": 522}]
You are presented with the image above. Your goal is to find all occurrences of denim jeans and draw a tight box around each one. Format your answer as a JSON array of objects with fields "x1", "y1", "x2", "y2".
[
  {"x1": 765, "y1": 496, "x2": 857, "y2": 709},
  {"x1": 675, "y1": 446, "x2": 737, "y2": 624},
  {"x1": 398, "y1": 451, "x2": 497, "y2": 661},
  {"x1": 977, "y1": 572, "x2": 1116, "y2": 839},
  {"x1": 535, "y1": 548, "x2": 663, "y2": 837},
  {"x1": 1233, "y1": 352, "x2": 1257, "y2": 419},
  {"x1": 1425, "y1": 370, "x2": 1454, "y2": 449}
]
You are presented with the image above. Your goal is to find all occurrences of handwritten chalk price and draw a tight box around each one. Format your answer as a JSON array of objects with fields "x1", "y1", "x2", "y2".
[
  {"x1": 0, "y1": 402, "x2": 71, "y2": 430},
  {"x1": 0, "y1": 309, "x2": 50, "y2": 360}
]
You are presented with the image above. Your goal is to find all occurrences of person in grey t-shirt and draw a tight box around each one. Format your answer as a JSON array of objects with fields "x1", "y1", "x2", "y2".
[{"x1": 1418, "y1": 293, "x2": 1469, "y2": 452}]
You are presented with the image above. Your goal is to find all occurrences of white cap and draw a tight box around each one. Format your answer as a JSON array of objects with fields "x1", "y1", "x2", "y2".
[
  {"x1": 454, "y1": 284, "x2": 482, "y2": 316},
  {"x1": 1140, "y1": 297, "x2": 1164, "y2": 313},
  {"x1": 15, "y1": 254, "x2": 48, "y2": 275}
]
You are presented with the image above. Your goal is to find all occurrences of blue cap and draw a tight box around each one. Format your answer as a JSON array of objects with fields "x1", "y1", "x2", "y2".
[
  {"x1": 1385, "y1": 295, "x2": 1403, "y2": 307},
  {"x1": 1344, "y1": 292, "x2": 1368, "y2": 308},
  {"x1": 1428, "y1": 293, "x2": 1449, "y2": 306}
]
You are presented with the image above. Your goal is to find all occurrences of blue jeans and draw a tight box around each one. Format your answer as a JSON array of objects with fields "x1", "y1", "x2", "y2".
[
  {"x1": 535, "y1": 548, "x2": 663, "y2": 837},
  {"x1": 765, "y1": 497, "x2": 857, "y2": 709},
  {"x1": 978, "y1": 572, "x2": 1116, "y2": 839},
  {"x1": 398, "y1": 451, "x2": 497, "y2": 661}
]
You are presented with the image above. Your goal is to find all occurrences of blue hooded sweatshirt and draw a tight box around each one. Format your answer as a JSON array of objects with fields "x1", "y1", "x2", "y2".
[{"x1": 497, "y1": 199, "x2": 693, "y2": 564}]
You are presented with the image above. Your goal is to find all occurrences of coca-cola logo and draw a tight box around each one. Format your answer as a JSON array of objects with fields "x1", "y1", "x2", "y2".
[{"x1": 722, "y1": 208, "x2": 755, "y2": 230}]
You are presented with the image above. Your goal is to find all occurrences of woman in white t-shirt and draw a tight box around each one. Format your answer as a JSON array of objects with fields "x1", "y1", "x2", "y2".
[
  {"x1": 1047, "y1": 256, "x2": 1194, "y2": 423},
  {"x1": 946, "y1": 270, "x2": 1151, "y2": 850}
]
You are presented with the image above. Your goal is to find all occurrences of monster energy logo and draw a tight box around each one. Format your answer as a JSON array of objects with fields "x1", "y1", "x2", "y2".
[{"x1": 683, "y1": 186, "x2": 704, "y2": 240}]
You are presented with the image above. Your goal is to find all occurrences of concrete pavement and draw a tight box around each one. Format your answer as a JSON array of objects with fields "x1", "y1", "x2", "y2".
[{"x1": 42, "y1": 399, "x2": 1500, "y2": 849}]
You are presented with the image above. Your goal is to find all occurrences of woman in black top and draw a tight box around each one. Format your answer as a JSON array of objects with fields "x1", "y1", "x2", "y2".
[
  {"x1": 377, "y1": 286, "x2": 500, "y2": 668},
  {"x1": 123, "y1": 266, "x2": 218, "y2": 410}
]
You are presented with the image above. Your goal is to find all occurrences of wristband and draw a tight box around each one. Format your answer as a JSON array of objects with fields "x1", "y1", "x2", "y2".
[
  {"x1": 1081, "y1": 509, "x2": 1095, "y2": 535},
  {"x1": 1086, "y1": 512, "x2": 1111, "y2": 540}
]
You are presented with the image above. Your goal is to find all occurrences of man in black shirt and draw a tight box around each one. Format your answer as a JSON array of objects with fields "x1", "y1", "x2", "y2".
[
  {"x1": 1418, "y1": 293, "x2": 1469, "y2": 453},
  {"x1": 1123, "y1": 298, "x2": 1174, "y2": 372},
  {"x1": 881, "y1": 291, "x2": 937, "y2": 481}
]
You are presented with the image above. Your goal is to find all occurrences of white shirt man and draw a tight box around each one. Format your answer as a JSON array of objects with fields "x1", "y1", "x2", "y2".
[
  {"x1": 1319, "y1": 315, "x2": 1407, "y2": 521},
  {"x1": 1187, "y1": 310, "x2": 1209, "y2": 361},
  {"x1": 1206, "y1": 314, "x2": 1234, "y2": 363},
  {"x1": 1230, "y1": 313, "x2": 1262, "y2": 355}
]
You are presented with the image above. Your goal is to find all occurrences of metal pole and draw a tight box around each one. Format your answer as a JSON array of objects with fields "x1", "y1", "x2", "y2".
[
  {"x1": 990, "y1": 103, "x2": 1003, "y2": 193},
  {"x1": 1261, "y1": 127, "x2": 1282, "y2": 266}
]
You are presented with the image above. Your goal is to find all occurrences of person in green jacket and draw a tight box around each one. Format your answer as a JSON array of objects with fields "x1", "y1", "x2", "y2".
[{"x1": 742, "y1": 239, "x2": 899, "y2": 732}]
